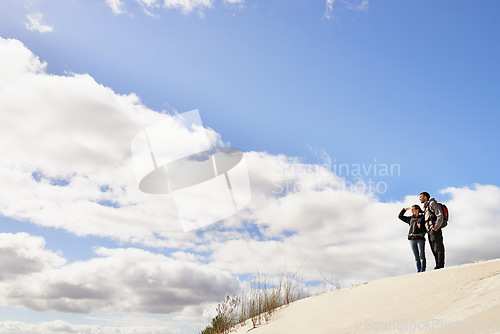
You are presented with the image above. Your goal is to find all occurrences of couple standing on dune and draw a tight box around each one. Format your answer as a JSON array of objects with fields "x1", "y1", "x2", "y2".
[{"x1": 398, "y1": 192, "x2": 446, "y2": 272}]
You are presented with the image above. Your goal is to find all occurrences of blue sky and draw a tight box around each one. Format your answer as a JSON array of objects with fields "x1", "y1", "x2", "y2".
[
  {"x1": 1, "y1": 0, "x2": 500, "y2": 333},
  {"x1": 2, "y1": 0, "x2": 500, "y2": 200}
]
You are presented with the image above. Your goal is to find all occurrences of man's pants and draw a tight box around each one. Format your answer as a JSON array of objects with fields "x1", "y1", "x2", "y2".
[{"x1": 428, "y1": 228, "x2": 445, "y2": 269}]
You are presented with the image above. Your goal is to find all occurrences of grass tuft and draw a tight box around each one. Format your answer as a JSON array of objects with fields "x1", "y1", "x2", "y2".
[{"x1": 200, "y1": 267, "x2": 306, "y2": 334}]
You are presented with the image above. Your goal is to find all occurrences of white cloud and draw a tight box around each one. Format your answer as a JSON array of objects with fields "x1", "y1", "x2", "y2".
[
  {"x1": 440, "y1": 185, "x2": 500, "y2": 264},
  {"x1": 0, "y1": 233, "x2": 239, "y2": 314},
  {"x1": 161, "y1": 0, "x2": 212, "y2": 15},
  {"x1": 105, "y1": 0, "x2": 243, "y2": 16},
  {"x1": 25, "y1": 13, "x2": 54, "y2": 33},
  {"x1": 324, "y1": 0, "x2": 369, "y2": 21},
  {"x1": 137, "y1": 0, "x2": 161, "y2": 7},
  {"x1": 0, "y1": 233, "x2": 65, "y2": 280},
  {"x1": 134, "y1": 0, "x2": 162, "y2": 16},
  {"x1": 0, "y1": 37, "x2": 221, "y2": 244},
  {"x1": 325, "y1": 0, "x2": 334, "y2": 20},
  {"x1": 104, "y1": 0, "x2": 212, "y2": 16},
  {"x1": 0, "y1": 320, "x2": 182, "y2": 334},
  {"x1": 105, "y1": 0, "x2": 127, "y2": 14}
]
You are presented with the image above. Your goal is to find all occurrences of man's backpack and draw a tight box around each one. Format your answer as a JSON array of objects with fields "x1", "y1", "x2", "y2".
[{"x1": 430, "y1": 202, "x2": 449, "y2": 228}]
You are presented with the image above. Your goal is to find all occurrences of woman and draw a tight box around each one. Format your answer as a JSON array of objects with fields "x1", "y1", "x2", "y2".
[{"x1": 398, "y1": 205, "x2": 426, "y2": 272}]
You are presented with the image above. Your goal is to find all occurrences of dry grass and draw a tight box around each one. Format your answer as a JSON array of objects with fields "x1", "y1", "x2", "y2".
[
  {"x1": 243, "y1": 267, "x2": 305, "y2": 328},
  {"x1": 200, "y1": 267, "x2": 307, "y2": 334}
]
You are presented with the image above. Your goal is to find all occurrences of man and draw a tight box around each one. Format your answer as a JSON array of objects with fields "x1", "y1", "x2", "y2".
[{"x1": 419, "y1": 192, "x2": 445, "y2": 269}]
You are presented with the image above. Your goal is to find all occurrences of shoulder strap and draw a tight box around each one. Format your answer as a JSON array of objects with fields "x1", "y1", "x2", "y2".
[
  {"x1": 426, "y1": 200, "x2": 433, "y2": 213},
  {"x1": 429, "y1": 202, "x2": 435, "y2": 214},
  {"x1": 428, "y1": 200, "x2": 440, "y2": 214}
]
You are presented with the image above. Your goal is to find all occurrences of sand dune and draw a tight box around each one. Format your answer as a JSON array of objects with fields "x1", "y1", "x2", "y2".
[{"x1": 233, "y1": 259, "x2": 500, "y2": 334}]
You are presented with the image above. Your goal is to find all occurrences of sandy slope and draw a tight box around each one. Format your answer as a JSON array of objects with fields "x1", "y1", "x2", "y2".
[{"x1": 233, "y1": 259, "x2": 500, "y2": 334}]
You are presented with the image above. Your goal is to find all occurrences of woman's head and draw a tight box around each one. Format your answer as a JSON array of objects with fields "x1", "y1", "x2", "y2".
[{"x1": 411, "y1": 205, "x2": 422, "y2": 216}]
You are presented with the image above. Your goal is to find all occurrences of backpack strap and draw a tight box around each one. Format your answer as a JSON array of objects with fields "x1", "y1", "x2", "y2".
[{"x1": 426, "y1": 200, "x2": 437, "y2": 222}]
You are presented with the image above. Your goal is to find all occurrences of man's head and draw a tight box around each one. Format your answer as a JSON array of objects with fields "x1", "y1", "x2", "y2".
[
  {"x1": 411, "y1": 205, "x2": 422, "y2": 216},
  {"x1": 419, "y1": 192, "x2": 430, "y2": 203}
]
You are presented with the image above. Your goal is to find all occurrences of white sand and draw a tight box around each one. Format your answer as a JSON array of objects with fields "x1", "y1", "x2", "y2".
[{"x1": 233, "y1": 259, "x2": 500, "y2": 334}]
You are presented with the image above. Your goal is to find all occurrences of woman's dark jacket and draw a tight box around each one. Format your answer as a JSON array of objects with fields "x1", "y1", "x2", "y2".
[{"x1": 398, "y1": 209, "x2": 426, "y2": 241}]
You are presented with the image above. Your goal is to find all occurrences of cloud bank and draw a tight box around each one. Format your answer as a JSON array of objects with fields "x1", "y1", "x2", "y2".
[
  {"x1": 1, "y1": 37, "x2": 500, "y2": 331},
  {"x1": 0, "y1": 233, "x2": 239, "y2": 314}
]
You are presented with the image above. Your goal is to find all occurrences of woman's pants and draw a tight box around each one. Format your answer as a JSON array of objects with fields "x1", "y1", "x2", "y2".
[{"x1": 410, "y1": 239, "x2": 426, "y2": 272}]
